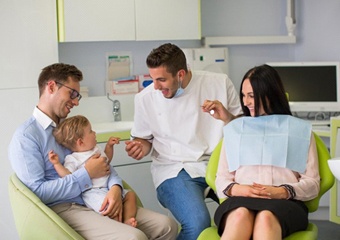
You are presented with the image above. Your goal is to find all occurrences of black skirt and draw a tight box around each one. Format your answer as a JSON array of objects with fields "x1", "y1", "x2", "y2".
[{"x1": 214, "y1": 197, "x2": 309, "y2": 238}]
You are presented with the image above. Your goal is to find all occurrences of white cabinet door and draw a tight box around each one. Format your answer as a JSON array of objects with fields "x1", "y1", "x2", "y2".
[
  {"x1": 135, "y1": 0, "x2": 201, "y2": 40},
  {"x1": 0, "y1": 0, "x2": 58, "y2": 89},
  {"x1": 97, "y1": 141, "x2": 167, "y2": 214},
  {"x1": 60, "y1": 0, "x2": 135, "y2": 42},
  {"x1": 330, "y1": 119, "x2": 340, "y2": 224},
  {"x1": 115, "y1": 162, "x2": 219, "y2": 218},
  {"x1": 114, "y1": 162, "x2": 169, "y2": 215},
  {"x1": 101, "y1": 140, "x2": 218, "y2": 218},
  {"x1": 59, "y1": 0, "x2": 201, "y2": 42}
]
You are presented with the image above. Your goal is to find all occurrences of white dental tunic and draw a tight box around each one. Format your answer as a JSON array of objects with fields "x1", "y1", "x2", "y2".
[{"x1": 131, "y1": 71, "x2": 242, "y2": 188}]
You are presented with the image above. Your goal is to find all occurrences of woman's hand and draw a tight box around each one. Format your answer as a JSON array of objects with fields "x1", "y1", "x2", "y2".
[
  {"x1": 231, "y1": 183, "x2": 288, "y2": 199},
  {"x1": 252, "y1": 183, "x2": 289, "y2": 199},
  {"x1": 230, "y1": 184, "x2": 271, "y2": 199}
]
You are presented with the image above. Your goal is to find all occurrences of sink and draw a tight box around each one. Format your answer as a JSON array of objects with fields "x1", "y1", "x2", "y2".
[{"x1": 92, "y1": 121, "x2": 134, "y2": 134}]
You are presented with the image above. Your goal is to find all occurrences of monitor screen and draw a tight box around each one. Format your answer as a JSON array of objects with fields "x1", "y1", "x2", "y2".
[{"x1": 267, "y1": 62, "x2": 340, "y2": 112}]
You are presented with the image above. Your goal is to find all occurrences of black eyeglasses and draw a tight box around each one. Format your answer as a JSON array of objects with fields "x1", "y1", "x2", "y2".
[{"x1": 55, "y1": 81, "x2": 82, "y2": 101}]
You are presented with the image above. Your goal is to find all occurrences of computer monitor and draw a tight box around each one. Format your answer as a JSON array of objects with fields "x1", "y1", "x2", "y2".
[{"x1": 267, "y1": 62, "x2": 340, "y2": 112}]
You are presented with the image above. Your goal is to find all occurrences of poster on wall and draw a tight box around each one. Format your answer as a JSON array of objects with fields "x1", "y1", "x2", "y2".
[
  {"x1": 106, "y1": 52, "x2": 133, "y2": 81},
  {"x1": 106, "y1": 52, "x2": 138, "y2": 95}
]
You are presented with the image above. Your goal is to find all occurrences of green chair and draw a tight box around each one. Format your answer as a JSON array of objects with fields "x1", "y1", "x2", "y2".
[
  {"x1": 197, "y1": 133, "x2": 335, "y2": 240},
  {"x1": 8, "y1": 173, "x2": 143, "y2": 240}
]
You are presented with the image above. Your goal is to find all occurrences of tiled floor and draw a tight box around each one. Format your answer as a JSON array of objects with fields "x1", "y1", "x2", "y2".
[{"x1": 311, "y1": 220, "x2": 340, "y2": 240}]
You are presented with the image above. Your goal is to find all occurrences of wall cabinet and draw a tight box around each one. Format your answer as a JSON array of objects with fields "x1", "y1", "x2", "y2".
[
  {"x1": 58, "y1": 0, "x2": 136, "y2": 42},
  {"x1": 57, "y1": 0, "x2": 201, "y2": 42},
  {"x1": 134, "y1": 0, "x2": 201, "y2": 41}
]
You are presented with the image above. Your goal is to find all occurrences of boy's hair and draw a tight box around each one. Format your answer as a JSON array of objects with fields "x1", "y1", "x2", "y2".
[{"x1": 53, "y1": 115, "x2": 90, "y2": 150}]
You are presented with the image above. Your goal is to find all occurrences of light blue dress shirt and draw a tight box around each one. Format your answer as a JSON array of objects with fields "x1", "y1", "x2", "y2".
[{"x1": 8, "y1": 107, "x2": 123, "y2": 206}]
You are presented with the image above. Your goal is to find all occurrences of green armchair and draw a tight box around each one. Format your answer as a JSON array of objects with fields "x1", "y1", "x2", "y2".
[{"x1": 8, "y1": 174, "x2": 143, "y2": 240}]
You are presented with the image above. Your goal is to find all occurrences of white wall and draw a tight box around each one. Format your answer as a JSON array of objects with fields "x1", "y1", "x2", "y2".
[
  {"x1": 0, "y1": 88, "x2": 39, "y2": 240},
  {"x1": 201, "y1": 0, "x2": 294, "y2": 90},
  {"x1": 58, "y1": 40, "x2": 201, "y2": 96},
  {"x1": 294, "y1": 1, "x2": 340, "y2": 62},
  {"x1": 0, "y1": 1, "x2": 58, "y2": 239},
  {"x1": 2, "y1": 0, "x2": 340, "y2": 238},
  {"x1": 200, "y1": 0, "x2": 340, "y2": 92}
]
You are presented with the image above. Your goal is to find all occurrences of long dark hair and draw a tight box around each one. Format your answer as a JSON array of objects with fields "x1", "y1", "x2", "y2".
[{"x1": 240, "y1": 64, "x2": 292, "y2": 116}]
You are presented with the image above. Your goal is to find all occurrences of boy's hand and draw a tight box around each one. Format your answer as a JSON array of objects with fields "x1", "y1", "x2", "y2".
[
  {"x1": 107, "y1": 137, "x2": 120, "y2": 147},
  {"x1": 104, "y1": 137, "x2": 120, "y2": 164},
  {"x1": 48, "y1": 150, "x2": 60, "y2": 165}
]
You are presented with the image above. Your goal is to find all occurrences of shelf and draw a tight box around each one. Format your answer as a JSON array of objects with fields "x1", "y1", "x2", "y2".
[
  {"x1": 96, "y1": 130, "x2": 131, "y2": 143},
  {"x1": 203, "y1": 35, "x2": 296, "y2": 46}
]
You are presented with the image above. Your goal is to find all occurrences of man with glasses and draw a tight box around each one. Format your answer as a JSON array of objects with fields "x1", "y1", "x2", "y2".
[
  {"x1": 55, "y1": 81, "x2": 83, "y2": 101},
  {"x1": 8, "y1": 63, "x2": 178, "y2": 239}
]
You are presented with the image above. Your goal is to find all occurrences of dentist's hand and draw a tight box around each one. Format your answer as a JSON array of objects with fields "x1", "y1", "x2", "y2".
[
  {"x1": 125, "y1": 140, "x2": 144, "y2": 160},
  {"x1": 202, "y1": 99, "x2": 234, "y2": 124}
]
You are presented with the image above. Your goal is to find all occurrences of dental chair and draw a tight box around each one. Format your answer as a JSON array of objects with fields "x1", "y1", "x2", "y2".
[{"x1": 8, "y1": 174, "x2": 143, "y2": 240}]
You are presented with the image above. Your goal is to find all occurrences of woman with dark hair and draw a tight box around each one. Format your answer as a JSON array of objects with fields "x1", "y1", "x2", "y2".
[
  {"x1": 208, "y1": 64, "x2": 320, "y2": 239},
  {"x1": 239, "y1": 64, "x2": 292, "y2": 117}
]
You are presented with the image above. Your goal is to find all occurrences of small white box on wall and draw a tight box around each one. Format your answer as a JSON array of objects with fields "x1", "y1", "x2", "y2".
[{"x1": 181, "y1": 47, "x2": 229, "y2": 75}]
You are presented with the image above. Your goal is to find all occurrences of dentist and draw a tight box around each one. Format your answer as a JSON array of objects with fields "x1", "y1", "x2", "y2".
[{"x1": 125, "y1": 43, "x2": 242, "y2": 240}]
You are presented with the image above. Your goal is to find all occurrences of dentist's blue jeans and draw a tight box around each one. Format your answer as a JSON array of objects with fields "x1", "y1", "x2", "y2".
[{"x1": 156, "y1": 169, "x2": 211, "y2": 240}]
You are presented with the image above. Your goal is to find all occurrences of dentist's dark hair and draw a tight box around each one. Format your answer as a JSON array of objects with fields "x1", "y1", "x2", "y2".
[
  {"x1": 240, "y1": 64, "x2": 292, "y2": 117},
  {"x1": 146, "y1": 43, "x2": 188, "y2": 77}
]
